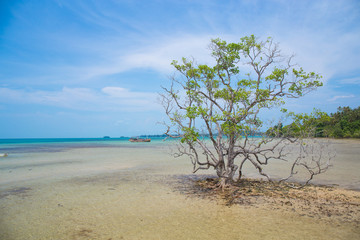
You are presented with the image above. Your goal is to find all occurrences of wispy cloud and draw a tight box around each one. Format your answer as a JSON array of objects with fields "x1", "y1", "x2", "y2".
[
  {"x1": 1, "y1": 0, "x2": 359, "y2": 137},
  {"x1": 340, "y1": 76, "x2": 360, "y2": 85},
  {"x1": 4, "y1": 0, "x2": 359, "y2": 86},
  {"x1": 0, "y1": 87, "x2": 159, "y2": 112},
  {"x1": 328, "y1": 94, "x2": 355, "y2": 102}
]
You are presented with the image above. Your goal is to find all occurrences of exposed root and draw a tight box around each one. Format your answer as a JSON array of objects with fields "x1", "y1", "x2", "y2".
[{"x1": 183, "y1": 177, "x2": 360, "y2": 224}]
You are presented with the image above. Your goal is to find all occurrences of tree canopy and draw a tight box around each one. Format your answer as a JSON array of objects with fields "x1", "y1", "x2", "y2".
[{"x1": 161, "y1": 35, "x2": 331, "y2": 188}]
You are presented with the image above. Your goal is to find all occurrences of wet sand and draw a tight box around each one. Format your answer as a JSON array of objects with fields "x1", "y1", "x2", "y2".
[{"x1": 0, "y1": 139, "x2": 359, "y2": 239}]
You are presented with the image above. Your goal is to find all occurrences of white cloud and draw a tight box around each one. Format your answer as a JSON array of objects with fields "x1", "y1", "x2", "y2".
[
  {"x1": 32, "y1": 34, "x2": 215, "y2": 84},
  {"x1": 9, "y1": 1, "x2": 359, "y2": 88},
  {"x1": 3, "y1": 0, "x2": 360, "y2": 115},
  {"x1": 340, "y1": 76, "x2": 360, "y2": 85},
  {"x1": 117, "y1": 28, "x2": 359, "y2": 86},
  {"x1": 101, "y1": 87, "x2": 129, "y2": 97},
  {"x1": 328, "y1": 94, "x2": 355, "y2": 102},
  {"x1": 0, "y1": 87, "x2": 160, "y2": 112},
  {"x1": 120, "y1": 34, "x2": 216, "y2": 73},
  {"x1": 101, "y1": 87, "x2": 156, "y2": 99}
]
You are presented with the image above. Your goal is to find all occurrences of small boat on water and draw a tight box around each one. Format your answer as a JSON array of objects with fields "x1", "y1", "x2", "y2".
[
  {"x1": 129, "y1": 138, "x2": 151, "y2": 142},
  {"x1": 0, "y1": 153, "x2": 8, "y2": 158}
]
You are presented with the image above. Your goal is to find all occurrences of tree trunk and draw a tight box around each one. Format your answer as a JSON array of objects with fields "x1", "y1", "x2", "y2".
[
  {"x1": 237, "y1": 158, "x2": 247, "y2": 182},
  {"x1": 216, "y1": 158, "x2": 237, "y2": 190},
  {"x1": 226, "y1": 136, "x2": 237, "y2": 184},
  {"x1": 219, "y1": 177, "x2": 227, "y2": 190},
  {"x1": 227, "y1": 164, "x2": 238, "y2": 182},
  {"x1": 216, "y1": 162, "x2": 228, "y2": 190}
]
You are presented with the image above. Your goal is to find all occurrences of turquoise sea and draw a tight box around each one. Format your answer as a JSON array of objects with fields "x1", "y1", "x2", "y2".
[{"x1": 0, "y1": 137, "x2": 167, "y2": 153}]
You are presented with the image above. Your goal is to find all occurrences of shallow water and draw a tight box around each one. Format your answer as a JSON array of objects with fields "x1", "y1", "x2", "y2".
[{"x1": 0, "y1": 139, "x2": 359, "y2": 239}]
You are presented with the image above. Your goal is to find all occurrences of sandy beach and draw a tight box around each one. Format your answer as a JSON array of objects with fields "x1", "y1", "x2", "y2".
[{"x1": 0, "y1": 139, "x2": 359, "y2": 239}]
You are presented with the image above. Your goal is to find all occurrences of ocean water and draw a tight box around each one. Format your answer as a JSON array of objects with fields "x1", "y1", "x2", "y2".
[{"x1": 0, "y1": 138, "x2": 359, "y2": 239}]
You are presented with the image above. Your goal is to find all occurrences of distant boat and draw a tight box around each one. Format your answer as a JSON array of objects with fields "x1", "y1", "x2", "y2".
[
  {"x1": 0, "y1": 153, "x2": 8, "y2": 157},
  {"x1": 129, "y1": 138, "x2": 151, "y2": 142}
]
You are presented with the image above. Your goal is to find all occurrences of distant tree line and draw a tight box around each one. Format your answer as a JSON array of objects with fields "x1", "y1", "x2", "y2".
[{"x1": 267, "y1": 106, "x2": 360, "y2": 138}]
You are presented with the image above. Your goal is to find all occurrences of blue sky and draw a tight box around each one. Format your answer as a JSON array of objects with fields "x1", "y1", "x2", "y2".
[{"x1": 0, "y1": 0, "x2": 359, "y2": 138}]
